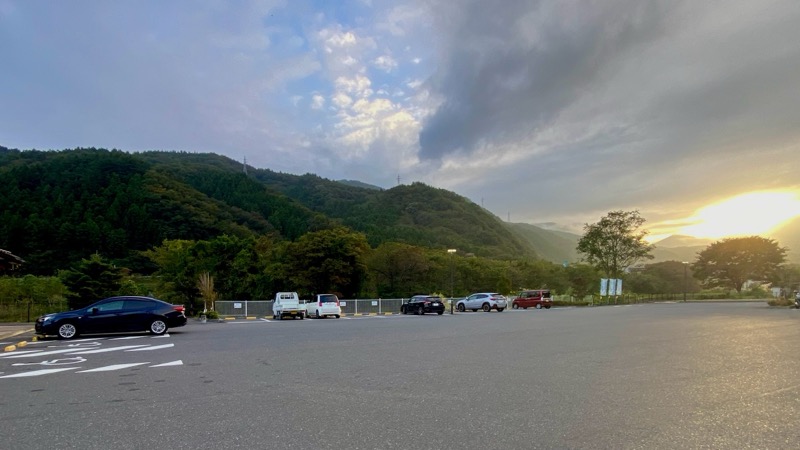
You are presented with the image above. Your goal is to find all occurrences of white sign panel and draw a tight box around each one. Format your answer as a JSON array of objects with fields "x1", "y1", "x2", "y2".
[
  {"x1": 609, "y1": 279, "x2": 617, "y2": 297},
  {"x1": 371, "y1": 301, "x2": 378, "y2": 306},
  {"x1": 234, "y1": 302, "x2": 242, "y2": 309},
  {"x1": 615, "y1": 279, "x2": 623, "y2": 296},
  {"x1": 340, "y1": 301, "x2": 347, "y2": 306},
  {"x1": 600, "y1": 279, "x2": 608, "y2": 296}
]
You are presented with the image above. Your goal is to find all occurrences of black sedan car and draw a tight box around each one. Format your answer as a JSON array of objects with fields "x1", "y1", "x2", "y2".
[
  {"x1": 35, "y1": 296, "x2": 187, "y2": 339},
  {"x1": 401, "y1": 295, "x2": 446, "y2": 315}
]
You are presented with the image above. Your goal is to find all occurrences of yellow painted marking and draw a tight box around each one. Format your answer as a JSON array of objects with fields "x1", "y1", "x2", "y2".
[{"x1": 4, "y1": 345, "x2": 17, "y2": 352}]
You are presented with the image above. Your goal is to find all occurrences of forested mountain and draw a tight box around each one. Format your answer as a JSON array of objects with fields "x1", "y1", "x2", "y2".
[
  {"x1": 0, "y1": 147, "x2": 537, "y2": 274},
  {"x1": 506, "y1": 223, "x2": 580, "y2": 264}
]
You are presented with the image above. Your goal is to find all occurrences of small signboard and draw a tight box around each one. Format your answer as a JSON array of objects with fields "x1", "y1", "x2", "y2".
[
  {"x1": 371, "y1": 301, "x2": 378, "y2": 306},
  {"x1": 340, "y1": 301, "x2": 347, "y2": 306},
  {"x1": 234, "y1": 302, "x2": 242, "y2": 309},
  {"x1": 600, "y1": 278, "x2": 609, "y2": 296}
]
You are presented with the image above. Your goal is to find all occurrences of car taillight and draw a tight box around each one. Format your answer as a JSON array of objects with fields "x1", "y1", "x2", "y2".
[{"x1": 173, "y1": 305, "x2": 185, "y2": 313}]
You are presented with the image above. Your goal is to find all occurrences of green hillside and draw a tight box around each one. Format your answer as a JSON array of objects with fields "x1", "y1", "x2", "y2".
[
  {"x1": 0, "y1": 147, "x2": 538, "y2": 274},
  {"x1": 506, "y1": 222, "x2": 580, "y2": 264}
]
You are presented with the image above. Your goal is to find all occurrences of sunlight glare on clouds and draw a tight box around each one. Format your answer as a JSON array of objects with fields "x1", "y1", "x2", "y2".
[{"x1": 679, "y1": 191, "x2": 800, "y2": 239}]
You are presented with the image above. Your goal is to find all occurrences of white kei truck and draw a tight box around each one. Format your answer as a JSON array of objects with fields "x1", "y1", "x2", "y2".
[{"x1": 272, "y1": 292, "x2": 305, "y2": 320}]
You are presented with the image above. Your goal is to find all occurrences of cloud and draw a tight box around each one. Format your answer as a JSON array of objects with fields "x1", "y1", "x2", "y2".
[
  {"x1": 415, "y1": 0, "x2": 800, "y2": 227},
  {"x1": 374, "y1": 55, "x2": 398, "y2": 72}
]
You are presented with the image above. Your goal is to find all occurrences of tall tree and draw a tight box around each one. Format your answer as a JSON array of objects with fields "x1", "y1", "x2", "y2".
[
  {"x1": 576, "y1": 210, "x2": 654, "y2": 278},
  {"x1": 367, "y1": 242, "x2": 431, "y2": 297},
  {"x1": 286, "y1": 227, "x2": 370, "y2": 298},
  {"x1": 59, "y1": 253, "x2": 123, "y2": 309},
  {"x1": 692, "y1": 236, "x2": 787, "y2": 293}
]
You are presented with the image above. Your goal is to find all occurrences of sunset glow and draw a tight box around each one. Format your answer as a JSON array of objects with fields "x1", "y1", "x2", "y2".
[{"x1": 678, "y1": 191, "x2": 800, "y2": 239}]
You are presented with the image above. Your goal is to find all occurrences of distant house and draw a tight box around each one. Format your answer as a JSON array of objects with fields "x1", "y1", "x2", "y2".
[{"x1": 0, "y1": 248, "x2": 25, "y2": 272}]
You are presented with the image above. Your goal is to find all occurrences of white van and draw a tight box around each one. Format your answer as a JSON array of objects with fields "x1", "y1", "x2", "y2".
[{"x1": 305, "y1": 294, "x2": 341, "y2": 319}]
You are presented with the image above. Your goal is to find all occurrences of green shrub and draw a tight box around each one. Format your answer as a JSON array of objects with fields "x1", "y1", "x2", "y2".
[{"x1": 767, "y1": 297, "x2": 795, "y2": 307}]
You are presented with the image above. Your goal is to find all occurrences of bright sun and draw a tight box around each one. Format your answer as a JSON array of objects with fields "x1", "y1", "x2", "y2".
[{"x1": 679, "y1": 190, "x2": 800, "y2": 239}]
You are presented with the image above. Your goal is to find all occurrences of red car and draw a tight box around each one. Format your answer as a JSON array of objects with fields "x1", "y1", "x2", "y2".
[{"x1": 512, "y1": 290, "x2": 552, "y2": 309}]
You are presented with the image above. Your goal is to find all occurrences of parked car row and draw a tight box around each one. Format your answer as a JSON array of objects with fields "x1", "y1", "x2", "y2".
[
  {"x1": 35, "y1": 289, "x2": 551, "y2": 339},
  {"x1": 272, "y1": 291, "x2": 343, "y2": 320}
]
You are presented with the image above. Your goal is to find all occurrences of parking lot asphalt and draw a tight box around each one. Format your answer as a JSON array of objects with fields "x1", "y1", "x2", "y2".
[
  {"x1": 4, "y1": 302, "x2": 800, "y2": 449},
  {"x1": 0, "y1": 323, "x2": 35, "y2": 341}
]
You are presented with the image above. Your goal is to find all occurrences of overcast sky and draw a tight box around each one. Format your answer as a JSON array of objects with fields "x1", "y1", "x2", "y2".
[{"x1": 2, "y1": 0, "x2": 799, "y2": 237}]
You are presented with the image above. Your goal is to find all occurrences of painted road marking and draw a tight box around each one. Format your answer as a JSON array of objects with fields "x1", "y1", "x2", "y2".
[
  {"x1": 77, "y1": 363, "x2": 150, "y2": 373},
  {"x1": 68, "y1": 345, "x2": 151, "y2": 355},
  {"x1": 0, "y1": 368, "x2": 80, "y2": 378},
  {"x1": 150, "y1": 360, "x2": 183, "y2": 367},
  {"x1": 1, "y1": 348, "x2": 89, "y2": 359},
  {"x1": 126, "y1": 343, "x2": 174, "y2": 352}
]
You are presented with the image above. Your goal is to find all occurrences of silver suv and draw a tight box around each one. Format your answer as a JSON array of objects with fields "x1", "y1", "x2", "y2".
[{"x1": 456, "y1": 292, "x2": 507, "y2": 312}]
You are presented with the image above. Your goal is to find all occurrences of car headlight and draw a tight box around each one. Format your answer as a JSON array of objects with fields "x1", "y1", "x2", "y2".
[{"x1": 42, "y1": 316, "x2": 55, "y2": 325}]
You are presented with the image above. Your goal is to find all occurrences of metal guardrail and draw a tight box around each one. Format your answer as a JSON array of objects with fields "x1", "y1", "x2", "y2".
[
  {"x1": 212, "y1": 293, "x2": 739, "y2": 317},
  {"x1": 214, "y1": 298, "x2": 459, "y2": 317}
]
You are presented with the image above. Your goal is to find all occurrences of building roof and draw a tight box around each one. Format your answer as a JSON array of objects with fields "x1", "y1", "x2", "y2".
[{"x1": 0, "y1": 249, "x2": 25, "y2": 271}]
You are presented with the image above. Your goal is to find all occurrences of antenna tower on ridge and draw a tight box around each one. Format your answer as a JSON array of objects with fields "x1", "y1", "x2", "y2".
[{"x1": 243, "y1": 156, "x2": 248, "y2": 175}]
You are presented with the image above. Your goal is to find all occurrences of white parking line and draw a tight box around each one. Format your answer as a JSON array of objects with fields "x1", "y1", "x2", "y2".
[
  {"x1": 1, "y1": 348, "x2": 87, "y2": 359},
  {"x1": 76, "y1": 363, "x2": 150, "y2": 373},
  {"x1": 68, "y1": 345, "x2": 151, "y2": 355},
  {"x1": 0, "y1": 368, "x2": 80, "y2": 378},
  {"x1": 0, "y1": 349, "x2": 46, "y2": 357},
  {"x1": 150, "y1": 360, "x2": 183, "y2": 367},
  {"x1": 125, "y1": 343, "x2": 174, "y2": 351}
]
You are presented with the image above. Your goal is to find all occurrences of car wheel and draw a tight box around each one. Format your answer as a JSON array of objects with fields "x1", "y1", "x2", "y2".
[
  {"x1": 482, "y1": 303, "x2": 491, "y2": 312},
  {"x1": 316, "y1": 310, "x2": 321, "y2": 319},
  {"x1": 335, "y1": 315, "x2": 340, "y2": 319},
  {"x1": 401, "y1": 306, "x2": 406, "y2": 314},
  {"x1": 437, "y1": 311, "x2": 443, "y2": 315},
  {"x1": 299, "y1": 313, "x2": 304, "y2": 320},
  {"x1": 57, "y1": 322, "x2": 78, "y2": 339},
  {"x1": 512, "y1": 303, "x2": 519, "y2": 309},
  {"x1": 419, "y1": 306, "x2": 425, "y2": 315},
  {"x1": 457, "y1": 304, "x2": 465, "y2": 312},
  {"x1": 150, "y1": 318, "x2": 168, "y2": 335}
]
